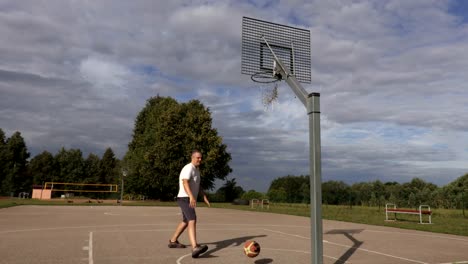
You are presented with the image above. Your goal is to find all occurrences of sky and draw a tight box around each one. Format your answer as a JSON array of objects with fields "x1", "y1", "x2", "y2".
[{"x1": 1, "y1": 0, "x2": 468, "y2": 192}]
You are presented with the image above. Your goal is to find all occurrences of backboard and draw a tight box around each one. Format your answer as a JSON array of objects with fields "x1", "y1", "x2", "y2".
[{"x1": 241, "y1": 16, "x2": 311, "y2": 83}]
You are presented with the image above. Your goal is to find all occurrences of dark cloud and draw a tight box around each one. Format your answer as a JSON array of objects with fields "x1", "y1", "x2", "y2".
[{"x1": 1, "y1": 0, "x2": 467, "y2": 193}]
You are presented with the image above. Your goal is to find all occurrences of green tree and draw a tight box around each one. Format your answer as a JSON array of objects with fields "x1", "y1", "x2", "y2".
[
  {"x1": 28, "y1": 151, "x2": 55, "y2": 186},
  {"x1": 54, "y1": 148, "x2": 85, "y2": 183},
  {"x1": 100, "y1": 148, "x2": 118, "y2": 184},
  {"x1": 241, "y1": 190, "x2": 265, "y2": 201},
  {"x1": 372, "y1": 180, "x2": 386, "y2": 210},
  {"x1": 267, "y1": 187, "x2": 287, "y2": 203},
  {"x1": 0, "y1": 129, "x2": 7, "y2": 191},
  {"x1": 443, "y1": 173, "x2": 468, "y2": 210},
  {"x1": 216, "y1": 178, "x2": 245, "y2": 202},
  {"x1": 124, "y1": 96, "x2": 232, "y2": 200},
  {"x1": 408, "y1": 192, "x2": 417, "y2": 208},
  {"x1": 269, "y1": 175, "x2": 309, "y2": 203},
  {"x1": 301, "y1": 182, "x2": 310, "y2": 204},
  {"x1": 322, "y1": 180, "x2": 350, "y2": 205},
  {"x1": 0, "y1": 131, "x2": 31, "y2": 195},
  {"x1": 369, "y1": 192, "x2": 377, "y2": 207},
  {"x1": 351, "y1": 182, "x2": 373, "y2": 206},
  {"x1": 83, "y1": 154, "x2": 101, "y2": 184}
]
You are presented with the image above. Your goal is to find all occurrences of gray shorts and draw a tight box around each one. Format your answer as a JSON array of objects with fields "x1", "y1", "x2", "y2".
[{"x1": 177, "y1": 197, "x2": 197, "y2": 222}]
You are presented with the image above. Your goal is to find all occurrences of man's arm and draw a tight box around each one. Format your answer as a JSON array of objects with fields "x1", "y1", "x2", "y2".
[
  {"x1": 199, "y1": 189, "x2": 210, "y2": 208},
  {"x1": 182, "y1": 179, "x2": 197, "y2": 208}
]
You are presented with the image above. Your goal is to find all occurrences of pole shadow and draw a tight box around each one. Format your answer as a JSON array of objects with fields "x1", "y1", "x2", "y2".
[
  {"x1": 199, "y1": 234, "x2": 267, "y2": 259},
  {"x1": 325, "y1": 229, "x2": 364, "y2": 264}
]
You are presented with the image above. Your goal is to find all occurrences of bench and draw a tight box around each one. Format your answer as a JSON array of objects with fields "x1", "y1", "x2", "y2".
[
  {"x1": 250, "y1": 199, "x2": 270, "y2": 209},
  {"x1": 385, "y1": 203, "x2": 432, "y2": 224}
]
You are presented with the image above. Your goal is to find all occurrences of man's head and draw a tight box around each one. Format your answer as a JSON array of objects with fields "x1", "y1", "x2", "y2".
[{"x1": 191, "y1": 150, "x2": 202, "y2": 167}]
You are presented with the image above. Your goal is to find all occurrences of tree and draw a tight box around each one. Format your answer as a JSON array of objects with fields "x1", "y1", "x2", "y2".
[
  {"x1": 28, "y1": 151, "x2": 55, "y2": 186},
  {"x1": 124, "y1": 96, "x2": 232, "y2": 200},
  {"x1": 83, "y1": 154, "x2": 101, "y2": 184},
  {"x1": 216, "y1": 178, "x2": 244, "y2": 202},
  {"x1": 0, "y1": 131, "x2": 30, "y2": 195},
  {"x1": 54, "y1": 148, "x2": 85, "y2": 183},
  {"x1": 268, "y1": 175, "x2": 309, "y2": 203},
  {"x1": 267, "y1": 187, "x2": 287, "y2": 202},
  {"x1": 100, "y1": 148, "x2": 118, "y2": 184},
  {"x1": 322, "y1": 180, "x2": 350, "y2": 205},
  {"x1": 351, "y1": 182, "x2": 373, "y2": 206},
  {"x1": 241, "y1": 190, "x2": 265, "y2": 201},
  {"x1": 0, "y1": 129, "x2": 7, "y2": 192}
]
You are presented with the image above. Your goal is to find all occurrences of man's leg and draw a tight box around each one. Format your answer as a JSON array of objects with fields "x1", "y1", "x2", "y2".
[
  {"x1": 187, "y1": 220, "x2": 197, "y2": 248},
  {"x1": 188, "y1": 218, "x2": 208, "y2": 258},
  {"x1": 170, "y1": 221, "x2": 188, "y2": 243}
]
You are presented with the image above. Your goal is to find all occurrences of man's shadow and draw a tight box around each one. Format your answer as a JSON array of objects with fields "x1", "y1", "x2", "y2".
[
  {"x1": 199, "y1": 234, "x2": 267, "y2": 259},
  {"x1": 325, "y1": 229, "x2": 364, "y2": 264}
]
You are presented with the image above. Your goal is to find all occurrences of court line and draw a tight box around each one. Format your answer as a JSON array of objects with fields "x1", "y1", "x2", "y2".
[
  {"x1": 263, "y1": 228, "x2": 429, "y2": 264},
  {"x1": 324, "y1": 240, "x2": 428, "y2": 264},
  {"x1": 0, "y1": 223, "x2": 307, "y2": 234},
  {"x1": 363, "y1": 229, "x2": 468, "y2": 243},
  {"x1": 0, "y1": 223, "x2": 181, "y2": 234},
  {"x1": 88, "y1": 231, "x2": 94, "y2": 264},
  {"x1": 95, "y1": 228, "x2": 259, "y2": 233},
  {"x1": 175, "y1": 247, "x2": 351, "y2": 264}
]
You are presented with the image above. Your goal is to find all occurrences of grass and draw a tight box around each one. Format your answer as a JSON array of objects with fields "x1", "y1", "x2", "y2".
[
  {"x1": 1, "y1": 198, "x2": 467, "y2": 237},
  {"x1": 211, "y1": 202, "x2": 468, "y2": 237}
]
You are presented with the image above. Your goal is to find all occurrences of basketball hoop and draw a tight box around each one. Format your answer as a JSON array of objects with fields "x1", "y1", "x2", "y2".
[
  {"x1": 250, "y1": 71, "x2": 281, "y2": 83},
  {"x1": 250, "y1": 71, "x2": 280, "y2": 110}
]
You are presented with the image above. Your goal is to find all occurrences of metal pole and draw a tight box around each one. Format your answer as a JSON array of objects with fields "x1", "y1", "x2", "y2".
[
  {"x1": 273, "y1": 58, "x2": 323, "y2": 264},
  {"x1": 120, "y1": 175, "x2": 123, "y2": 205},
  {"x1": 307, "y1": 93, "x2": 323, "y2": 264},
  {"x1": 120, "y1": 169, "x2": 127, "y2": 205}
]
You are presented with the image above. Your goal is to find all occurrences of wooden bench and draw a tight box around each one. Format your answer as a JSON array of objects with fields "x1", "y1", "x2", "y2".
[
  {"x1": 385, "y1": 203, "x2": 432, "y2": 224},
  {"x1": 250, "y1": 199, "x2": 270, "y2": 209}
]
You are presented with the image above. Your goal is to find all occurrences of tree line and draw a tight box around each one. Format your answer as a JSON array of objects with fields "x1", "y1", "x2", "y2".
[
  {"x1": 0, "y1": 96, "x2": 232, "y2": 200},
  {"x1": 0, "y1": 128, "x2": 120, "y2": 198},
  {"x1": 1, "y1": 95, "x2": 466, "y2": 208},
  {"x1": 259, "y1": 174, "x2": 468, "y2": 210}
]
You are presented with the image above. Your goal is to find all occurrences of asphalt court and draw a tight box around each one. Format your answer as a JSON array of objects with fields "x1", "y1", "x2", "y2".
[{"x1": 0, "y1": 205, "x2": 467, "y2": 264}]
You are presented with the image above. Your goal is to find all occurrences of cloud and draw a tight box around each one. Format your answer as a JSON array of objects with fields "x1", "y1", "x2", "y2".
[
  {"x1": 1, "y1": 0, "x2": 468, "y2": 192},
  {"x1": 79, "y1": 57, "x2": 131, "y2": 98}
]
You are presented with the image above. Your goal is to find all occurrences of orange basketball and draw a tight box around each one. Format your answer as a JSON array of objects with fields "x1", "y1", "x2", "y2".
[{"x1": 243, "y1": 240, "x2": 260, "y2": 258}]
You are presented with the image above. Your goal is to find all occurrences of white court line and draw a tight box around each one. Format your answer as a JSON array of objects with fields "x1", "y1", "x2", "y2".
[
  {"x1": 175, "y1": 247, "x2": 350, "y2": 264},
  {"x1": 95, "y1": 227, "x2": 258, "y2": 233},
  {"x1": 439, "y1": 261, "x2": 468, "y2": 264},
  {"x1": 263, "y1": 228, "x2": 310, "y2": 240},
  {"x1": 88, "y1": 232, "x2": 94, "y2": 264},
  {"x1": 364, "y1": 229, "x2": 468, "y2": 242},
  {"x1": 0, "y1": 223, "x2": 183, "y2": 234},
  {"x1": 324, "y1": 240, "x2": 428, "y2": 264},
  {"x1": 263, "y1": 228, "x2": 428, "y2": 264},
  {"x1": 103, "y1": 212, "x2": 180, "y2": 217},
  {"x1": 0, "y1": 223, "x2": 307, "y2": 234}
]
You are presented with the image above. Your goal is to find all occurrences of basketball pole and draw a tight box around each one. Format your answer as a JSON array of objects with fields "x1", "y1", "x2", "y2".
[{"x1": 273, "y1": 58, "x2": 323, "y2": 264}]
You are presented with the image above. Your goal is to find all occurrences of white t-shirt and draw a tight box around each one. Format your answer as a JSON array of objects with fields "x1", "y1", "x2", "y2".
[{"x1": 177, "y1": 163, "x2": 201, "y2": 198}]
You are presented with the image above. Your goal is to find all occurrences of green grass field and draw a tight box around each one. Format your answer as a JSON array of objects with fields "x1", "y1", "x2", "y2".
[{"x1": 1, "y1": 198, "x2": 467, "y2": 237}]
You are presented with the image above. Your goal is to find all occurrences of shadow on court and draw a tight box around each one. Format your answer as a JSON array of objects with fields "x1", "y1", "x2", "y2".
[
  {"x1": 199, "y1": 234, "x2": 267, "y2": 259},
  {"x1": 254, "y1": 258, "x2": 273, "y2": 264},
  {"x1": 325, "y1": 229, "x2": 364, "y2": 264}
]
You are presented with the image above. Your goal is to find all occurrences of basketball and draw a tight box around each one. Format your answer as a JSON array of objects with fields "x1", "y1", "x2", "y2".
[{"x1": 243, "y1": 240, "x2": 260, "y2": 258}]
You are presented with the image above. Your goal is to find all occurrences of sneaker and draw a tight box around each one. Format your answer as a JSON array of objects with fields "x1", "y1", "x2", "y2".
[
  {"x1": 191, "y1": 244, "x2": 208, "y2": 258},
  {"x1": 168, "y1": 240, "x2": 186, "y2": 248}
]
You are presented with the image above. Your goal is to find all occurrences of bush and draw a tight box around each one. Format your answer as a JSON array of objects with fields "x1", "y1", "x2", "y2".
[{"x1": 232, "y1": 198, "x2": 249, "y2": 205}]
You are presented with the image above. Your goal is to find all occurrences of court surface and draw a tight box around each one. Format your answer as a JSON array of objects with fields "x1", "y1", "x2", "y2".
[{"x1": 1, "y1": 205, "x2": 467, "y2": 264}]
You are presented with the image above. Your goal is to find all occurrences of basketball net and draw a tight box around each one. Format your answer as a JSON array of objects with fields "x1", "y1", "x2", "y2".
[
  {"x1": 251, "y1": 72, "x2": 280, "y2": 111},
  {"x1": 261, "y1": 82, "x2": 279, "y2": 111}
]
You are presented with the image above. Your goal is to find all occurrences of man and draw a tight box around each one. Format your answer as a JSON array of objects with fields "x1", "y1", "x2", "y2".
[{"x1": 169, "y1": 149, "x2": 210, "y2": 258}]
